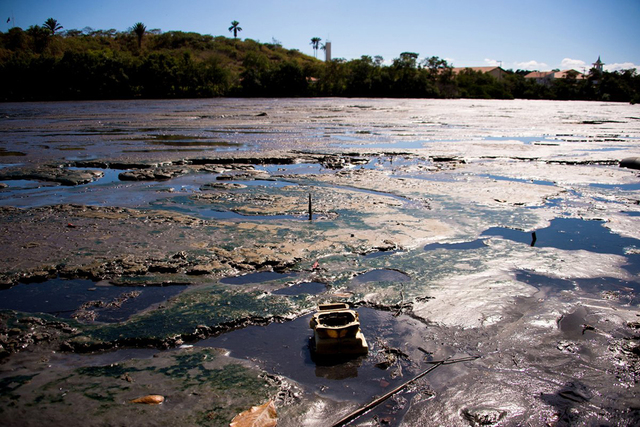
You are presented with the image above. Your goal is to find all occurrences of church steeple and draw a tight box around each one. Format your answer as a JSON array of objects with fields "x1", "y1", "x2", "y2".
[{"x1": 593, "y1": 56, "x2": 604, "y2": 73}]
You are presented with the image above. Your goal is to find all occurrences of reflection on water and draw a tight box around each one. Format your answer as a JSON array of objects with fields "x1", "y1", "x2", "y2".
[
  {"x1": 272, "y1": 281, "x2": 327, "y2": 295},
  {"x1": 424, "y1": 239, "x2": 487, "y2": 251},
  {"x1": 219, "y1": 271, "x2": 298, "y2": 285},
  {"x1": 350, "y1": 269, "x2": 411, "y2": 285},
  {"x1": 3, "y1": 98, "x2": 638, "y2": 165},
  {"x1": 0, "y1": 278, "x2": 187, "y2": 323},
  {"x1": 482, "y1": 218, "x2": 640, "y2": 256},
  {"x1": 515, "y1": 270, "x2": 639, "y2": 304},
  {"x1": 559, "y1": 306, "x2": 595, "y2": 340},
  {"x1": 477, "y1": 173, "x2": 556, "y2": 187},
  {"x1": 590, "y1": 182, "x2": 640, "y2": 191}
]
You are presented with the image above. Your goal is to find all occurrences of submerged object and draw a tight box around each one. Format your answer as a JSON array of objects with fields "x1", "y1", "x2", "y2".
[{"x1": 309, "y1": 303, "x2": 368, "y2": 356}]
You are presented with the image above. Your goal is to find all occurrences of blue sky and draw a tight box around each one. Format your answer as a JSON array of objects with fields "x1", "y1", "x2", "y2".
[{"x1": 2, "y1": 0, "x2": 639, "y2": 72}]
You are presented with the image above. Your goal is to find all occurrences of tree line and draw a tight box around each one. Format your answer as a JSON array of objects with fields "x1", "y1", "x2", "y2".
[{"x1": 1, "y1": 22, "x2": 638, "y2": 103}]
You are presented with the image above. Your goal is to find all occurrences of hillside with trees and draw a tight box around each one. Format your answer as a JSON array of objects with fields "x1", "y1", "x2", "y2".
[{"x1": 1, "y1": 21, "x2": 638, "y2": 103}]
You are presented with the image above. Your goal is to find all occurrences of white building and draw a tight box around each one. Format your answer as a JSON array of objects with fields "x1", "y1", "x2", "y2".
[{"x1": 325, "y1": 41, "x2": 331, "y2": 62}]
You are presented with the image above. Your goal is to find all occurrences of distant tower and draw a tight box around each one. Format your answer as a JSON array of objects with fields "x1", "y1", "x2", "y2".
[
  {"x1": 325, "y1": 41, "x2": 332, "y2": 62},
  {"x1": 593, "y1": 56, "x2": 604, "y2": 73}
]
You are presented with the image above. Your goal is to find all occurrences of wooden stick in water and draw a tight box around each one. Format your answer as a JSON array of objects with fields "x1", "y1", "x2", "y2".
[{"x1": 330, "y1": 355, "x2": 479, "y2": 427}]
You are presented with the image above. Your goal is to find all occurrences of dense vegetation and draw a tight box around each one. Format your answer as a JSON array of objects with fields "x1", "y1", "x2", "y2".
[{"x1": 1, "y1": 24, "x2": 639, "y2": 103}]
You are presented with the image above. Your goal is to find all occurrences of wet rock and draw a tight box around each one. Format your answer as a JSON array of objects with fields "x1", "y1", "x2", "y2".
[
  {"x1": 0, "y1": 275, "x2": 14, "y2": 288},
  {"x1": 118, "y1": 167, "x2": 188, "y2": 181},
  {"x1": 18, "y1": 316, "x2": 46, "y2": 326},
  {"x1": 20, "y1": 269, "x2": 54, "y2": 283},
  {"x1": 321, "y1": 155, "x2": 370, "y2": 169},
  {"x1": 187, "y1": 263, "x2": 220, "y2": 275},
  {"x1": 69, "y1": 263, "x2": 109, "y2": 281},
  {"x1": 375, "y1": 240, "x2": 400, "y2": 252},
  {"x1": 557, "y1": 340, "x2": 580, "y2": 354},
  {"x1": 0, "y1": 313, "x2": 74, "y2": 359},
  {"x1": 70, "y1": 290, "x2": 143, "y2": 323},
  {"x1": 118, "y1": 170, "x2": 155, "y2": 180},
  {"x1": 199, "y1": 165, "x2": 227, "y2": 174},
  {"x1": 621, "y1": 341, "x2": 640, "y2": 357},
  {"x1": 373, "y1": 339, "x2": 409, "y2": 371},
  {"x1": 0, "y1": 166, "x2": 103, "y2": 186},
  {"x1": 7, "y1": 328, "x2": 22, "y2": 336},
  {"x1": 32, "y1": 332, "x2": 52, "y2": 342},
  {"x1": 461, "y1": 407, "x2": 506, "y2": 426},
  {"x1": 201, "y1": 182, "x2": 247, "y2": 190},
  {"x1": 172, "y1": 251, "x2": 187, "y2": 260},
  {"x1": 119, "y1": 258, "x2": 149, "y2": 276},
  {"x1": 431, "y1": 156, "x2": 466, "y2": 164},
  {"x1": 112, "y1": 161, "x2": 168, "y2": 169},
  {"x1": 148, "y1": 262, "x2": 182, "y2": 274},
  {"x1": 72, "y1": 160, "x2": 110, "y2": 169},
  {"x1": 627, "y1": 321, "x2": 640, "y2": 330},
  {"x1": 152, "y1": 170, "x2": 175, "y2": 180},
  {"x1": 73, "y1": 160, "x2": 164, "y2": 170},
  {"x1": 216, "y1": 170, "x2": 270, "y2": 181}
]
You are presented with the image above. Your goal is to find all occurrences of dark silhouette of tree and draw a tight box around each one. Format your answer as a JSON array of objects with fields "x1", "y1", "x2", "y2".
[
  {"x1": 43, "y1": 18, "x2": 63, "y2": 35},
  {"x1": 132, "y1": 22, "x2": 146, "y2": 50},
  {"x1": 5, "y1": 27, "x2": 27, "y2": 50},
  {"x1": 310, "y1": 37, "x2": 321, "y2": 58},
  {"x1": 229, "y1": 21, "x2": 242, "y2": 39},
  {"x1": 394, "y1": 52, "x2": 419, "y2": 69},
  {"x1": 26, "y1": 25, "x2": 50, "y2": 53},
  {"x1": 2, "y1": 24, "x2": 639, "y2": 102}
]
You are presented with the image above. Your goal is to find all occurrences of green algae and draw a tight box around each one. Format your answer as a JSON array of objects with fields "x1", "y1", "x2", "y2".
[
  {"x1": 1, "y1": 348, "x2": 278, "y2": 426},
  {"x1": 77, "y1": 364, "x2": 144, "y2": 379},
  {"x1": 84, "y1": 285, "x2": 297, "y2": 344}
]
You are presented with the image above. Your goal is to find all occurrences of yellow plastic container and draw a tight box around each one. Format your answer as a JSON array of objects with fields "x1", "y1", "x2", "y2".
[{"x1": 309, "y1": 303, "x2": 369, "y2": 356}]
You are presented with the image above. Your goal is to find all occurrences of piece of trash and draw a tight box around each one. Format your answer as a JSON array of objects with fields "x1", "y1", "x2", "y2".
[
  {"x1": 309, "y1": 303, "x2": 368, "y2": 356},
  {"x1": 230, "y1": 400, "x2": 277, "y2": 427},
  {"x1": 312, "y1": 261, "x2": 319, "y2": 270},
  {"x1": 129, "y1": 394, "x2": 164, "y2": 404},
  {"x1": 67, "y1": 223, "x2": 77, "y2": 228}
]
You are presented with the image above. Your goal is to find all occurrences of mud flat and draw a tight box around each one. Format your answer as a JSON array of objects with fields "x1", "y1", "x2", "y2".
[{"x1": 1, "y1": 98, "x2": 639, "y2": 426}]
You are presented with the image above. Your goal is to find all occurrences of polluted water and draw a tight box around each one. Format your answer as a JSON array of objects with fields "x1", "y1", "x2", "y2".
[{"x1": 0, "y1": 98, "x2": 639, "y2": 426}]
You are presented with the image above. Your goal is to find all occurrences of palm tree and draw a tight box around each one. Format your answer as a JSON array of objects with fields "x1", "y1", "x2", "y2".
[
  {"x1": 310, "y1": 37, "x2": 321, "y2": 58},
  {"x1": 228, "y1": 20, "x2": 242, "y2": 39},
  {"x1": 43, "y1": 18, "x2": 63, "y2": 36},
  {"x1": 131, "y1": 22, "x2": 146, "y2": 49}
]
